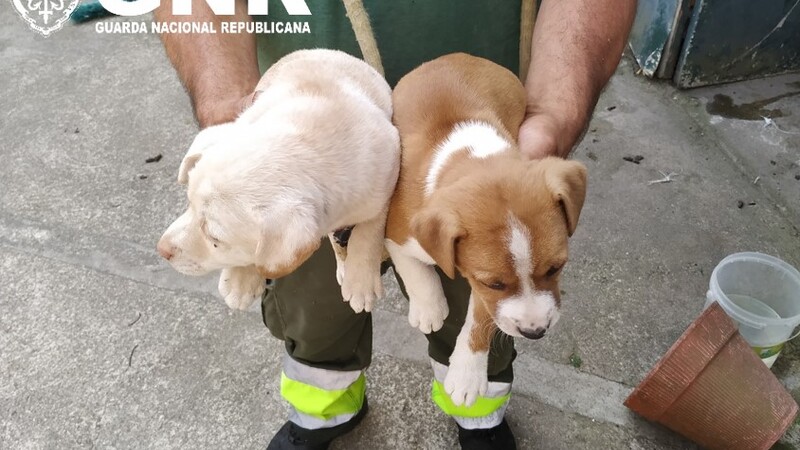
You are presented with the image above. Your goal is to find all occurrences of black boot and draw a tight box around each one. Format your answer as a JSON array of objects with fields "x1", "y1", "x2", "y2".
[
  {"x1": 457, "y1": 418, "x2": 517, "y2": 450},
  {"x1": 267, "y1": 398, "x2": 368, "y2": 450}
]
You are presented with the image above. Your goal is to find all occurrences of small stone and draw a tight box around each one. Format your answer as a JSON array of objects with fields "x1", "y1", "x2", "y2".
[
  {"x1": 137, "y1": 174, "x2": 148, "y2": 180},
  {"x1": 74, "y1": 128, "x2": 79, "y2": 134},
  {"x1": 770, "y1": 160, "x2": 777, "y2": 165},
  {"x1": 737, "y1": 200, "x2": 744, "y2": 209},
  {"x1": 606, "y1": 106, "x2": 617, "y2": 111},
  {"x1": 145, "y1": 154, "x2": 163, "y2": 163},
  {"x1": 592, "y1": 138, "x2": 599, "y2": 143},
  {"x1": 748, "y1": 201, "x2": 756, "y2": 206},
  {"x1": 795, "y1": 174, "x2": 800, "y2": 180},
  {"x1": 623, "y1": 155, "x2": 644, "y2": 164}
]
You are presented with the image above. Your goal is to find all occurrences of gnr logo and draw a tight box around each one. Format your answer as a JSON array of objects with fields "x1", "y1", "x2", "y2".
[
  {"x1": 12, "y1": 0, "x2": 311, "y2": 37},
  {"x1": 11, "y1": 0, "x2": 80, "y2": 36}
]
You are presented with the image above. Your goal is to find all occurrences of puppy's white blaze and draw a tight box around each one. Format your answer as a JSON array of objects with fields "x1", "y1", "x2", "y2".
[
  {"x1": 507, "y1": 214, "x2": 533, "y2": 295},
  {"x1": 425, "y1": 121, "x2": 510, "y2": 196},
  {"x1": 495, "y1": 215, "x2": 558, "y2": 335}
]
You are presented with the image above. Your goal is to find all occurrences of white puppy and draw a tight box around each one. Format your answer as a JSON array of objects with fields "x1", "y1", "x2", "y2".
[{"x1": 157, "y1": 49, "x2": 400, "y2": 313}]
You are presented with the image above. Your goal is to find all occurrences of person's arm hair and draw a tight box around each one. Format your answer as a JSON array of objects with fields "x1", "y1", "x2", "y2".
[
  {"x1": 520, "y1": 0, "x2": 636, "y2": 159},
  {"x1": 154, "y1": 0, "x2": 260, "y2": 128}
]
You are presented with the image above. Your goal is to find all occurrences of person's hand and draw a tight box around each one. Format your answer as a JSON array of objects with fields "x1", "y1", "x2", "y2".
[
  {"x1": 197, "y1": 90, "x2": 261, "y2": 129},
  {"x1": 519, "y1": 109, "x2": 591, "y2": 160},
  {"x1": 519, "y1": 91, "x2": 593, "y2": 161},
  {"x1": 518, "y1": 113, "x2": 563, "y2": 160}
]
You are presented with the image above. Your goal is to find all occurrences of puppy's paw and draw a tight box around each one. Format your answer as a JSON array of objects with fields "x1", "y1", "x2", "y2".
[
  {"x1": 444, "y1": 361, "x2": 488, "y2": 407},
  {"x1": 408, "y1": 293, "x2": 449, "y2": 334},
  {"x1": 341, "y1": 263, "x2": 382, "y2": 314},
  {"x1": 219, "y1": 266, "x2": 266, "y2": 311}
]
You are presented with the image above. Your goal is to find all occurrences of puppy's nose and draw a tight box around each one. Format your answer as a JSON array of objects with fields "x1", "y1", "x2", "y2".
[
  {"x1": 520, "y1": 327, "x2": 547, "y2": 340},
  {"x1": 157, "y1": 241, "x2": 175, "y2": 260}
]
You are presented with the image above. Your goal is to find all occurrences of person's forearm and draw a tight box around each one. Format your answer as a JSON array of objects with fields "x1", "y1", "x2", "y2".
[
  {"x1": 154, "y1": 0, "x2": 260, "y2": 128},
  {"x1": 525, "y1": 0, "x2": 636, "y2": 155}
]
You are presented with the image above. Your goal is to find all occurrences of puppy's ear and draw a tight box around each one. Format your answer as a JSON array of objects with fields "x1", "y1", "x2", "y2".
[
  {"x1": 177, "y1": 152, "x2": 202, "y2": 185},
  {"x1": 254, "y1": 202, "x2": 321, "y2": 278},
  {"x1": 543, "y1": 158, "x2": 587, "y2": 237},
  {"x1": 411, "y1": 206, "x2": 464, "y2": 279},
  {"x1": 178, "y1": 124, "x2": 236, "y2": 185}
]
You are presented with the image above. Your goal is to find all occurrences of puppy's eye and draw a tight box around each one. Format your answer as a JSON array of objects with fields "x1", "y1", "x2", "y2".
[
  {"x1": 482, "y1": 280, "x2": 507, "y2": 291},
  {"x1": 545, "y1": 266, "x2": 561, "y2": 278},
  {"x1": 202, "y1": 222, "x2": 222, "y2": 248},
  {"x1": 205, "y1": 233, "x2": 221, "y2": 248}
]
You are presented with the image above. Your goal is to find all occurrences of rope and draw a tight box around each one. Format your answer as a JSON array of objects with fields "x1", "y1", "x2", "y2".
[
  {"x1": 342, "y1": 0, "x2": 385, "y2": 76},
  {"x1": 519, "y1": 0, "x2": 537, "y2": 81},
  {"x1": 343, "y1": 0, "x2": 534, "y2": 80}
]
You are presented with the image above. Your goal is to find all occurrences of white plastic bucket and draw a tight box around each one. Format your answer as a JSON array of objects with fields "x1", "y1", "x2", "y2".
[{"x1": 705, "y1": 252, "x2": 800, "y2": 368}]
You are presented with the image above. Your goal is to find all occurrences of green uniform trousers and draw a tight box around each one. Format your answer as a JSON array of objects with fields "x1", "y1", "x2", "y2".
[{"x1": 261, "y1": 242, "x2": 516, "y2": 383}]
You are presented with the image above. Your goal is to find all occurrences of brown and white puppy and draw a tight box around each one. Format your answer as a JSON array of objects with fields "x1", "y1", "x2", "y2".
[
  {"x1": 386, "y1": 53, "x2": 587, "y2": 406},
  {"x1": 158, "y1": 49, "x2": 400, "y2": 313}
]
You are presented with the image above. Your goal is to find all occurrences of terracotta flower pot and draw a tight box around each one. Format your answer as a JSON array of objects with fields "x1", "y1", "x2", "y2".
[{"x1": 625, "y1": 303, "x2": 798, "y2": 450}]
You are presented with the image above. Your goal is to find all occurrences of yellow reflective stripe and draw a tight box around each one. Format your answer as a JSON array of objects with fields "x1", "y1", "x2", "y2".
[
  {"x1": 280, "y1": 372, "x2": 366, "y2": 420},
  {"x1": 431, "y1": 380, "x2": 510, "y2": 418}
]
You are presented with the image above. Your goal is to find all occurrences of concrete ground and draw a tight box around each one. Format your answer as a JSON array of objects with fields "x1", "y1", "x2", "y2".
[{"x1": 2, "y1": 11, "x2": 800, "y2": 450}]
